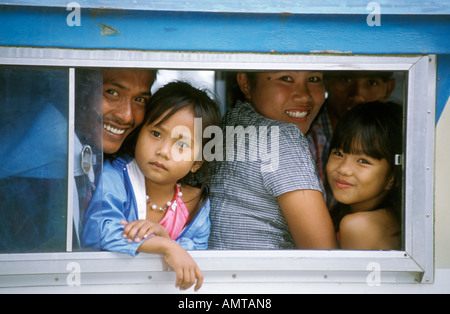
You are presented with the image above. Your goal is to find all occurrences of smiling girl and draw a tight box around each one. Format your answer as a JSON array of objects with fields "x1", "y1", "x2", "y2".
[
  {"x1": 326, "y1": 101, "x2": 403, "y2": 250},
  {"x1": 82, "y1": 81, "x2": 221, "y2": 291}
]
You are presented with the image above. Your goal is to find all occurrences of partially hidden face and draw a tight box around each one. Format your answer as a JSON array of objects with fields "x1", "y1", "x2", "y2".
[{"x1": 326, "y1": 75, "x2": 395, "y2": 120}]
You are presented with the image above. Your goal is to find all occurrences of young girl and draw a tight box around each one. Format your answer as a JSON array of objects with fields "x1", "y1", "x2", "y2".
[
  {"x1": 326, "y1": 101, "x2": 403, "y2": 250},
  {"x1": 205, "y1": 71, "x2": 337, "y2": 250},
  {"x1": 82, "y1": 81, "x2": 221, "y2": 291}
]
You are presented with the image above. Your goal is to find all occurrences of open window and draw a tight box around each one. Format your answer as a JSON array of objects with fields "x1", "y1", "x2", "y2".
[{"x1": 0, "y1": 48, "x2": 435, "y2": 290}]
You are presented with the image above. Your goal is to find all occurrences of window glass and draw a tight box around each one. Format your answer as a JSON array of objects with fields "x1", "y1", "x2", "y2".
[
  {"x1": 218, "y1": 69, "x2": 407, "y2": 251},
  {"x1": 318, "y1": 70, "x2": 406, "y2": 251},
  {"x1": 0, "y1": 66, "x2": 69, "y2": 253},
  {"x1": 81, "y1": 68, "x2": 406, "y2": 254},
  {"x1": 73, "y1": 68, "x2": 103, "y2": 250},
  {"x1": 152, "y1": 70, "x2": 215, "y2": 93},
  {"x1": 0, "y1": 65, "x2": 407, "y2": 254},
  {"x1": 152, "y1": 70, "x2": 224, "y2": 111}
]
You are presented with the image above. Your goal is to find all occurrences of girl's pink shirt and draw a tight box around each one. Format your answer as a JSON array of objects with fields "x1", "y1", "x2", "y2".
[{"x1": 159, "y1": 184, "x2": 190, "y2": 240}]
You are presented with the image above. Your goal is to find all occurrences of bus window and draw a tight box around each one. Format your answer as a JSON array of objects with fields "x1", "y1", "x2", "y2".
[
  {"x1": 152, "y1": 69, "x2": 223, "y2": 112},
  {"x1": 215, "y1": 69, "x2": 407, "y2": 251},
  {"x1": 0, "y1": 66, "x2": 104, "y2": 253},
  {"x1": 0, "y1": 49, "x2": 434, "y2": 286},
  {"x1": 0, "y1": 66, "x2": 69, "y2": 253}
]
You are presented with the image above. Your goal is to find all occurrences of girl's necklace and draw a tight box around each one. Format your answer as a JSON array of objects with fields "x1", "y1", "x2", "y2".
[{"x1": 146, "y1": 183, "x2": 183, "y2": 212}]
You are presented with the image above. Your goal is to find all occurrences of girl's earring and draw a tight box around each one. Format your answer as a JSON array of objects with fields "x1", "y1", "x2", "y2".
[
  {"x1": 385, "y1": 175, "x2": 395, "y2": 191},
  {"x1": 190, "y1": 161, "x2": 204, "y2": 173}
]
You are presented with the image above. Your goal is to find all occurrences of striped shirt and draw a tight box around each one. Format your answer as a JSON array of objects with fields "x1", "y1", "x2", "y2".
[{"x1": 206, "y1": 101, "x2": 322, "y2": 250}]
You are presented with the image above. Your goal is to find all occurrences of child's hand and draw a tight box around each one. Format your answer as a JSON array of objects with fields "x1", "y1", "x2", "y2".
[
  {"x1": 163, "y1": 242, "x2": 204, "y2": 291},
  {"x1": 120, "y1": 220, "x2": 169, "y2": 243}
]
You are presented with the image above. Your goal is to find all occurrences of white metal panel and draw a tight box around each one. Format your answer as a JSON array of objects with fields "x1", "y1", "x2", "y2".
[
  {"x1": 404, "y1": 55, "x2": 436, "y2": 282},
  {"x1": 0, "y1": 47, "x2": 421, "y2": 70},
  {"x1": 0, "y1": 250, "x2": 424, "y2": 289},
  {"x1": 66, "y1": 68, "x2": 75, "y2": 252}
]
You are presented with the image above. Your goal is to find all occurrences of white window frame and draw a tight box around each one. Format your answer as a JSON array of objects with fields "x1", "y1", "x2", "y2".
[{"x1": 0, "y1": 47, "x2": 435, "y2": 291}]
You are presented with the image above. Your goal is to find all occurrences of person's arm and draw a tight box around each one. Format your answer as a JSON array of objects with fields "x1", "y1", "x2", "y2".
[
  {"x1": 120, "y1": 219, "x2": 170, "y2": 243},
  {"x1": 81, "y1": 164, "x2": 140, "y2": 255},
  {"x1": 277, "y1": 189, "x2": 337, "y2": 249},
  {"x1": 338, "y1": 211, "x2": 400, "y2": 250},
  {"x1": 137, "y1": 236, "x2": 203, "y2": 291}
]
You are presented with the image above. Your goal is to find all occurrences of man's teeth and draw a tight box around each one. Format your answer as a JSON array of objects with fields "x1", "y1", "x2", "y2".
[
  {"x1": 104, "y1": 124, "x2": 125, "y2": 135},
  {"x1": 286, "y1": 110, "x2": 308, "y2": 118}
]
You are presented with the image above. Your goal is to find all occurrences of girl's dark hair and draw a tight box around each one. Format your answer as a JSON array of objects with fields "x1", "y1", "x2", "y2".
[
  {"x1": 328, "y1": 101, "x2": 403, "y2": 231},
  {"x1": 120, "y1": 81, "x2": 222, "y2": 223}
]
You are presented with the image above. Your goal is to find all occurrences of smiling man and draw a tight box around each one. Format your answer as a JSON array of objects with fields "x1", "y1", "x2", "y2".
[{"x1": 102, "y1": 68, "x2": 156, "y2": 155}]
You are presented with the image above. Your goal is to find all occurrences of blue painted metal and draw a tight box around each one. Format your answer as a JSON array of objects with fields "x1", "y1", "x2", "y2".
[
  {"x1": 0, "y1": 6, "x2": 449, "y2": 54},
  {"x1": 437, "y1": 55, "x2": 450, "y2": 123}
]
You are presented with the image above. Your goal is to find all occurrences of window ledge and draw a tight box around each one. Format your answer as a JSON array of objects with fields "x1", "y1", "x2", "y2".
[{"x1": 0, "y1": 250, "x2": 425, "y2": 290}]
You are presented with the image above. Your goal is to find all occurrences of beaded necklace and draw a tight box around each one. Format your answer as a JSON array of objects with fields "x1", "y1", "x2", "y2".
[{"x1": 146, "y1": 183, "x2": 183, "y2": 212}]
